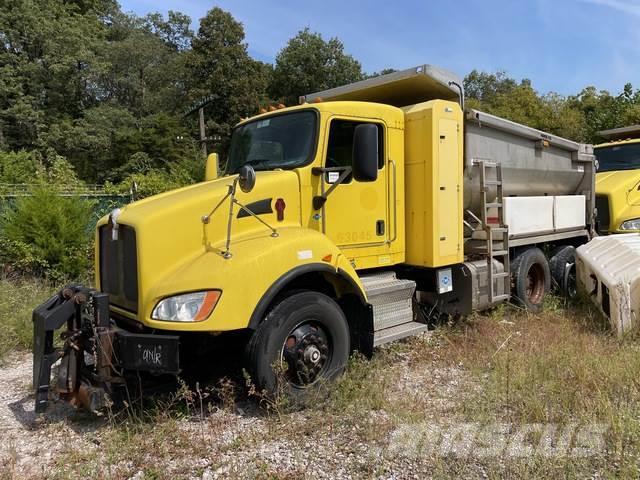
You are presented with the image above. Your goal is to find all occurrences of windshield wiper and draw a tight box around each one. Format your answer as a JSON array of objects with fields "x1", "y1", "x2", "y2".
[
  {"x1": 241, "y1": 159, "x2": 271, "y2": 171},
  {"x1": 229, "y1": 159, "x2": 271, "y2": 175}
]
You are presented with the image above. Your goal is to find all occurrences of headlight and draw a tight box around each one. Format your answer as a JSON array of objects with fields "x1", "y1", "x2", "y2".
[
  {"x1": 152, "y1": 290, "x2": 221, "y2": 322},
  {"x1": 620, "y1": 219, "x2": 640, "y2": 231}
]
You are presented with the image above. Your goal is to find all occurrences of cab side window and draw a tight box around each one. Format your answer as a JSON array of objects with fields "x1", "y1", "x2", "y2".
[{"x1": 326, "y1": 120, "x2": 384, "y2": 183}]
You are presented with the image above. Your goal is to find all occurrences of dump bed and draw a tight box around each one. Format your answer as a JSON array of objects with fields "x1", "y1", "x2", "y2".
[{"x1": 464, "y1": 109, "x2": 595, "y2": 228}]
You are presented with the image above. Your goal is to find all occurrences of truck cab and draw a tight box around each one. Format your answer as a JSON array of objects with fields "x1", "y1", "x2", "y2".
[{"x1": 594, "y1": 126, "x2": 640, "y2": 233}]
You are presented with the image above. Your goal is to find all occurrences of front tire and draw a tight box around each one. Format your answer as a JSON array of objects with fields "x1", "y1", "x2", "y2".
[{"x1": 245, "y1": 291, "x2": 350, "y2": 399}]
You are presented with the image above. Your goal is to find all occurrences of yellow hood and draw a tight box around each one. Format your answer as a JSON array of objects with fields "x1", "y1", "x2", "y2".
[
  {"x1": 596, "y1": 170, "x2": 640, "y2": 205},
  {"x1": 96, "y1": 170, "x2": 302, "y2": 319}
]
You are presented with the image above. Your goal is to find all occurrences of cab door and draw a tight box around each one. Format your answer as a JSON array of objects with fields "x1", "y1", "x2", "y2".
[{"x1": 318, "y1": 117, "x2": 388, "y2": 264}]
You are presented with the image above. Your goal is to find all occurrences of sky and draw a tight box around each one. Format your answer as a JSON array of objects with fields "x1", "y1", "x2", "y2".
[{"x1": 119, "y1": 0, "x2": 640, "y2": 96}]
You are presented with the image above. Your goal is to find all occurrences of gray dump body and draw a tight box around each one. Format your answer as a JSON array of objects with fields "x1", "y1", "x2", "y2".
[{"x1": 464, "y1": 109, "x2": 595, "y2": 223}]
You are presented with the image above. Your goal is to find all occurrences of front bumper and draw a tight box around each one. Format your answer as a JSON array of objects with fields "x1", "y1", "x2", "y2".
[{"x1": 33, "y1": 286, "x2": 180, "y2": 413}]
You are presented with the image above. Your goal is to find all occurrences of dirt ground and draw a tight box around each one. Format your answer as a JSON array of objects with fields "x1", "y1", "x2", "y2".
[
  {"x1": 0, "y1": 333, "x2": 478, "y2": 479},
  {"x1": 0, "y1": 316, "x2": 622, "y2": 479}
]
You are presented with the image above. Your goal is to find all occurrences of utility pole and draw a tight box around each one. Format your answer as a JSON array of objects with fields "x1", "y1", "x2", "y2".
[
  {"x1": 198, "y1": 107, "x2": 207, "y2": 157},
  {"x1": 184, "y1": 94, "x2": 218, "y2": 158}
]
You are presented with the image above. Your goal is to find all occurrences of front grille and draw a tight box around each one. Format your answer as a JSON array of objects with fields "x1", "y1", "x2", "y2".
[
  {"x1": 99, "y1": 224, "x2": 138, "y2": 313},
  {"x1": 595, "y1": 195, "x2": 611, "y2": 233}
]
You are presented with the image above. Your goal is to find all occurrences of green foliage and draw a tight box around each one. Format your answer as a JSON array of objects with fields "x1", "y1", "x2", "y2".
[
  {"x1": 0, "y1": 277, "x2": 54, "y2": 361},
  {"x1": 0, "y1": 187, "x2": 94, "y2": 280},
  {"x1": 3, "y1": 0, "x2": 637, "y2": 189},
  {"x1": 0, "y1": 150, "x2": 82, "y2": 193},
  {"x1": 104, "y1": 149, "x2": 204, "y2": 199},
  {"x1": 464, "y1": 69, "x2": 640, "y2": 143},
  {"x1": 0, "y1": 150, "x2": 43, "y2": 184},
  {"x1": 186, "y1": 7, "x2": 270, "y2": 153},
  {"x1": 1, "y1": 0, "x2": 640, "y2": 288},
  {"x1": 269, "y1": 28, "x2": 364, "y2": 105}
]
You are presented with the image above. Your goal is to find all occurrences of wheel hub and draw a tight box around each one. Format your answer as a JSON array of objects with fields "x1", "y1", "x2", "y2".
[
  {"x1": 304, "y1": 345, "x2": 321, "y2": 364},
  {"x1": 282, "y1": 322, "x2": 330, "y2": 387}
]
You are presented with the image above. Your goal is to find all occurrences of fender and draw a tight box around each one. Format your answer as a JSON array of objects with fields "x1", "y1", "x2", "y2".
[{"x1": 247, "y1": 262, "x2": 367, "y2": 330}]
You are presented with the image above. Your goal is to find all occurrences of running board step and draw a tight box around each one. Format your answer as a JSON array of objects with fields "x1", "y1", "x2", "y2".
[
  {"x1": 360, "y1": 272, "x2": 416, "y2": 331},
  {"x1": 374, "y1": 322, "x2": 430, "y2": 346}
]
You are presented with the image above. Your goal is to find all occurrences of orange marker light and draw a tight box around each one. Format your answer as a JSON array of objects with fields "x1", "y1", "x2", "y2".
[
  {"x1": 322, "y1": 254, "x2": 333, "y2": 263},
  {"x1": 194, "y1": 290, "x2": 222, "y2": 321}
]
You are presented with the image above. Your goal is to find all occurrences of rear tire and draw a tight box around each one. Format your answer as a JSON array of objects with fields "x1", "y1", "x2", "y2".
[
  {"x1": 511, "y1": 247, "x2": 550, "y2": 313},
  {"x1": 549, "y1": 245, "x2": 577, "y2": 299},
  {"x1": 245, "y1": 291, "x2": 350, "y2": 401}
]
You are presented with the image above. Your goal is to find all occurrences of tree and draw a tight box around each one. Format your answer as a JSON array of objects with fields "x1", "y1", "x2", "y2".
[
  {"x1": 186, "y1": 7, "x2": 270, "y2": 153},
  {"x1": 464, "y1": 70, "x2": 518, "y2": 105},
  {"x1": 0, "y1": 0, "x2": 104, "y2": 150},
  {"x1": 464, "y1": 70, "x2": 588, "y2": 141},
  {"x1": 366, "y1": 68, "x2": 398, "y2": 79},
  {"x1": 269, "y1": 28, "x2": 363, "y2": 105},
  {"x1": 143, "y1": 11, "x2": 193, "y2": 51},
  {"x1": 0, "y1": 187, "x2": 94, "y2": 279}
]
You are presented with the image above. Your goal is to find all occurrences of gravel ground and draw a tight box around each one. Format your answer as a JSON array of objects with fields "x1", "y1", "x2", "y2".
[
  {"x1": 0, "y1": 334, "x2": 482, "y2": 479},
  {"x1": 0, "y1": 353, "x2": 101, "y2": 478}
]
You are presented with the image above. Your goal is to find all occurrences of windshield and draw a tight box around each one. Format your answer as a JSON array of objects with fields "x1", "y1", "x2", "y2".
[
  {"x1": 596, "y1": 143, "x2": 640, "y2": 172},
  {"x1": 225, "y1": 110, "x2": 317, "y2": 174}
]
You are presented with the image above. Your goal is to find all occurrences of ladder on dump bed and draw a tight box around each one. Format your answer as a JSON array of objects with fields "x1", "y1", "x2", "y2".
[{"x1": 473, "y1": 160, "x2": 511, "y2": 303}]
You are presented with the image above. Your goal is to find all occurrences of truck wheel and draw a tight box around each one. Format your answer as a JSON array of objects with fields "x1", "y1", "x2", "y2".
[
  {"x1": 549, "y1": 246, "x2": 577, "y2": 299},
  {"x1": 511, "y1": 247, "x2": 550, "y2": 313},
  {"x1": 245, "y1": 291, "x2": 350, "y2": 400}
]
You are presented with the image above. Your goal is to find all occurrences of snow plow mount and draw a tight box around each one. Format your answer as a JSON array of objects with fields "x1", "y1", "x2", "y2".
[{"x1": 32, "y1": 286, "x2": 180, "y2": 413}]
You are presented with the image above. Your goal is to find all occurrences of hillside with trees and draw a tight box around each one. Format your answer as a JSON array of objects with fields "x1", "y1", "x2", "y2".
[
  {"x1": 2, "y1": 0, "x2": 640, "y2": 280},
  {"x1": 2, "y1": 0, "x2": 639, "y2": 191}
]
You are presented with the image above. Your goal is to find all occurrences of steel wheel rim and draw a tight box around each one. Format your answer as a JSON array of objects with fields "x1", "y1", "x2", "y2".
[
  {"x1": 281, "y1": 320, "x2": 331, "y2": 388},
  {"x1": 526, "y1": 263, "x2": 545, "y2": 304}
]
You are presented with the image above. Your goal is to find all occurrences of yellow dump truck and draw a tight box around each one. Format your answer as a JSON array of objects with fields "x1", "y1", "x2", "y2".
[
  {"x1": 33, "y1": 66, "x2": 596, "y2": 412},
  {"x1": 594, "y1": 126, "x2": 640, "y2": 233}
]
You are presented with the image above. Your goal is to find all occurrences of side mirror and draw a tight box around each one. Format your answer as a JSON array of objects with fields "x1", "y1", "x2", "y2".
[
  {"x1": 238, "y1": 165, "x2": 256, "y2": 193},
  {"x1": 352, "y1": 124, "x2": 379, "y2": 182},
  {"x1": 205, "y1": 153, "x2": 219, "y2": 181}
]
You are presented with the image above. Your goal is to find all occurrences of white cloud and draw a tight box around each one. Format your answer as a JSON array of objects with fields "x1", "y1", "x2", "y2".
[{"x1": 580, "y1": 0, "x2": 640, "y2": 16}]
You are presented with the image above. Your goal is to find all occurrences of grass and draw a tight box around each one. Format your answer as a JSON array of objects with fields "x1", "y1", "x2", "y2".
[
  {"x1": 3, "y1": 280, "x2": 640, "y2": 478},
  {"x1": 430, "y1": 298, "x2": 640, "y2": 478},
  {"x1": 0, "y1": 276, "x2": 54, "y2": 361}
]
